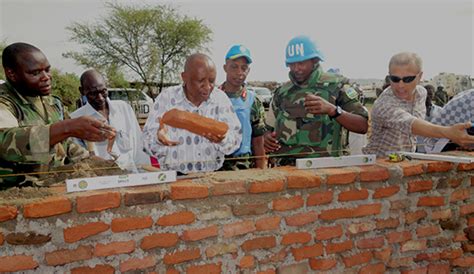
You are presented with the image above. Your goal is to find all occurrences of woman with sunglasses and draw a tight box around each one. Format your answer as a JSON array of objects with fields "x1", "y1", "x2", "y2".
[{"x1": 363, "y1": 52, "x2": 474, "y2": 157}]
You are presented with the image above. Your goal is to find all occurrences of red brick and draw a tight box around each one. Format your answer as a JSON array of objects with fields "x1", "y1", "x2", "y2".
[
  {"x1": 405, "y1": 210, "x2": 427, "y2": 224},
  {"x1": 64, "y1": 221, "x2": 109, "y2": 243},
  {"x1": 348, "y1": 222, "x2": 376, "y2": 234},
  {"x1": 94, "y1": 240, "x2": 135, "y2": 257},
  {"x1": 170, "y1": 182, "x2": 209, "y2": 200},
  {"x1": 354, "y1": 203, "x2": 382, "y2": 217},
  {"x1": 23, "y1": 197, "x2": 72, "y2": 218},
  {"x1": 205, "y1": 243, "x2": 238, "y2": 258},
  {"x1": 374, "y1": 247, "x2": 392, "y2": 262},
  {"x1": 76, "y1": 192, "x2": 120, "y2": 213},
  {"x1": 249, "y1": 179, "x2": 285, "y2": 193},
  {"x1": 315, "y1": 224, "x2": 343, "y2": 240},
  {"x1": 0, "y1": 205, "x2": 18, "y2": 222},
  {"x1": 260, "y1": 248, "x2": 287, "y2": 264},
  {"x1": 232, "y1": 202, "x2": 269, "y2": 216},
  {"x1": 342, "y1": 251, "x2": 372, "y2": 267},
  {"x1": 273, "y1": 195, "x2": 304, "y2": 211},
  {"x1": 431, "y1": 209, "x2": 452, "y2": 220},
  {"x1": 458, "y1": 162, "x2": 474, "y2": 171},
  {"x1": 287, "y1": 170, "x2": 321, "y2": 189},
  {"x1": 454, "y1": 232, "x2": 468, "y2": 242},
  {"x1": 426, "y1": 161, "x2": 454, "y2": 173},
  {"x1": 223, "y1": 220, "x2": 256, "y2": 238},
  {"x1": 448, "y1": 178, "x2": 463, "y2": 188},
  {"x1": 281, "y1": 232, "x2": 312, "y2": 245},
  {"x1": 373, "y1": 185, "x2": 400, "y2": 199},
  {"x1": 359, "y1": 263, "x2": 386, "y2": 274},
  {"x1": 187, "y1": 263, "x2": 222, "y2": 274},
  {"x1": 460, "y1": 203, "x2": 474, "y2": 215},
  {"x1": 356, "y1": 236, "x2": 385, "y2": 249},
  {"x1": 319, "y1": 207, "x2": 352, "y2": 220},
  {"x1": 415, "y1": 252, "x2": 440, "y2": 262},
  {"x1": 469, "y1": 217, "x2": 474, "y2": 226},
  {"x1": 391, "y1": 199, "x2": 411, "y2": 210},
  {"x1": 257, "y1": 270, "x2": 276, "y2": 274},
  {"x1": 452, "y1": 256, "x2": 474, "y2": 267},
  {"x1": 123, "y1": 187, "x2": 167, "y2": 206},
  {"x1": 399, "y1": 161, "x2": 425, "y2": 176},
  {"x1": 427, "y1": 264, "x2": 450, "y2": 274},
  {"x1": 417, "y1": 196, "x2": 445, "y2": 207},
  {"x1": 376, "y1": 217, "x2": 400, "y2": 229},
  {"x1": 211, "y1": 180, "x2": 246, "y2": 196},
  {"x1": 416, "y1": 225, "x2": 441, "y2": 238},
  {"x1": 325, "y1": 240, "x2": 353, "y2": 254},
  {"x1": 140, "y1": 232, "x2": 179, "y2": 250},
  {"x1": 119, "y1": 255, "x2": 156, "y2": 272},
  {"x1": 323, "y1": 168, "x2": 358, "y2": 185},
  {"x1": 0, "y1": 255, "x2": 38, "y2": 272},
  {"x1": 387, "y1": 231, "x2": 412, "y2": 244},
  {"x1": 407, "y1": 180, "x2": 433, "y2": 193},
  {"x1": 0, "y1": 232, "x2": 3, "y2": 245},
  {"x1": 359, "y1": 165, "x2": 389, "y2": 182},
  {"x1": 166, "y1": 269, "x2": 180, "y2": 274},
  {"x1": 157, "y1": 211, "x2": 195, "y2": 226},
  {"x1": 239, "y1": 256, "x2": 255, "y2": 268},
  {"x1": 291, "y1": 243, "x2": 324, "y2": 261},
  {"x1": 45, "y1": 245, "x2": 93, "y2": 266},
  {"x1": 401, "y1": 239, "x2": 427, "y2": 252},
  {"x1": 241, "y1": 236, "x2": 276, "y2": 251},
  {"x1": 71, "y1": 264, "x2": 115, "y2": 274},
  {"x1": 440, "y1": 248, "x2": 463, "y2": 260},
  {"x1": 307, "y1": 191, "x2": 333, "y2": 206},
  {"x1": 256, "y1": 216, "x2": 281, "y2": 231},
  {"x1": 181, "y1": 225, "x2": 218, "y2": 241},
  {"x1": 111, "y1": 216, "x2": 153, "y2": 232},
  {"x1": 164, "y1": 248, "x2": 200, "y2": 265},
  {"x1": 285, "y1": 211, "x2": 318, "y2": 226},
  {"x1": 451, "y1": 188, "x2": 471, "y2": 203},
  {"x1": 309, "y1": 258, "x2": 337, "y2": 270},
  {"x1": 401, "y1": 266, "x2": 427, "y2": 274},
  {"x1": 338, "y1": 188, "x2": 369, "y2": 201},
  {"x1": 388, "y1": 257, "x2": 414, "y2": 268}
]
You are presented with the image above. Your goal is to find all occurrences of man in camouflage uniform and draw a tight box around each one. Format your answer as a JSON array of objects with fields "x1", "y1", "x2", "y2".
[
  {"x1": 0, "y1": 42, "x2": 115, "y2": 188},
  {"x1": 264, "y1": 36, "x2": 368, "y2": 166},
  {"x1": 434, "y1": 84, "x2": 448, "y2": 107},
  {"x1": 219, "y1": 44, "x2": 267, "y2": 170}
]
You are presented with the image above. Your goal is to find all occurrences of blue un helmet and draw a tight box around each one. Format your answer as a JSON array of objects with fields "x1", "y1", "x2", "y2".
[
  {"x1": 225, "y1": 44, "x2": 252, "y2": 64},
  {"x1": 285, "y1": 35, "x2": 324, "y2": 66}
]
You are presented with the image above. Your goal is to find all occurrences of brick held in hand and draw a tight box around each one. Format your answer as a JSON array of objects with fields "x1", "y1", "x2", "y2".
[{"x1": 161, "y1": 108, "x2": 228, "y2": 137}]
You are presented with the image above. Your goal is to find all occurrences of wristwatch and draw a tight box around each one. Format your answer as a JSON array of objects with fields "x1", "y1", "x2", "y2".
[{"x1": 329, "y1": 105, "x2": 343, "y2": 119}]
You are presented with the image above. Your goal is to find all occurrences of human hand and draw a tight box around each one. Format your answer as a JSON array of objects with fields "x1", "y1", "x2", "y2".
[
  {"x1": 264, "y1": 131, "x2": 280, "y2": 153},
  {"x1": 203, "y1": 132, "x2": 225, "y2": 143},
  {"x1": 69, "y1": 116, "x2": 116, "y2": 142},
  {"x1": 446, "y1": 122, "x2": 474, "y2": 147},
  {"x1": 304, "y1": 94, "x2": 336, "y2": 115},
  {"x1": 157, "y1": 124, "x2": 179, "y2": 146}
]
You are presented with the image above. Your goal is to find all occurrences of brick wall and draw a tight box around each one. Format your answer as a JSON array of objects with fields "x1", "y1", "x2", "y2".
[{"x1": 0, "y1": 155, "x2": 473, "y2": 273}]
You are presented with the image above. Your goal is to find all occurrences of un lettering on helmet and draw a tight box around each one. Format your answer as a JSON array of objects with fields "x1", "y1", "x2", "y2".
[{"x1": 287, "y1": 43, "x2": 305, "y2": 57}]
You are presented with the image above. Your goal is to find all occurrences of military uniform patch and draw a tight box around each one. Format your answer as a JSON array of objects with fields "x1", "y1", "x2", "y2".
[{"x1": 343, "y1": 85, "x2": 359, "y2": 100}]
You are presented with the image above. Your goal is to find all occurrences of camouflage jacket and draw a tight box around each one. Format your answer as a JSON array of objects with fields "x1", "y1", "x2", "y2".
[
  {"x1": 271, "y1": 65, "x2": 368, "y2": 159},
  {"x1": 0, "y1": 82, "x2": 87, "y2": 188}
]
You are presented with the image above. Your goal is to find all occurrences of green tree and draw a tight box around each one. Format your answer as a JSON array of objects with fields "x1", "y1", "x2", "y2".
[
  {"x1": 51, "y1": 69, "x2": 80, "y2": 111},
  {"x1": 64, "y1": 3, "x2": 212, "y2": 97}
]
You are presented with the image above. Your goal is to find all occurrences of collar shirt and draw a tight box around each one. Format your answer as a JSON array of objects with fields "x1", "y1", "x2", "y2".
[
  {"x1": 363, "y1": 85, "x2": 426, "y2": 157},
  {"x1": 419, "y1": 89, "x2": 474, "y2": 153},
  {"x1": 70, "y1": 99, "x2": 150, "y2": 171},
  {"x1": 142, "y1": 85, "x2": 242, "y2": 173}
]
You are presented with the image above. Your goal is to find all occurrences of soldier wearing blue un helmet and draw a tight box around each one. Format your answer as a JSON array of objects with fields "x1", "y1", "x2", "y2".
[{"x1": 264, "y1": 35, "x2": 369, "y2": 165}]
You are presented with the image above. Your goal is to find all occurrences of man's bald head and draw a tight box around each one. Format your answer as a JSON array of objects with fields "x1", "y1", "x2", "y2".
[
  {"x1": 184, "y1": 53, "x2": 215, "y2": 73},
  {"x1": 79, "y1": 69, "x2": 108, "y2": 110},
  {"x1": 181, "y1": 53, "x2": 216, "y2": 107},
  {"x1": 80, "y1": 69, "x2": 105, "y2": 88}
]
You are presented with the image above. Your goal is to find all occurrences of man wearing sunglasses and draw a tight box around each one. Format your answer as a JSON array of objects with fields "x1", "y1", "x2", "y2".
[
  {"x1": 70, "y1": 69, "x2": 150, "y2": 172},
  {"x1": 363, "y1": 52, "x2": 474, "y2": 156}
]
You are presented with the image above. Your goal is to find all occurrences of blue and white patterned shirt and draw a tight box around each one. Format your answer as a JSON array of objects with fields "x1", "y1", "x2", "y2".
[{"x1": 143, "y1": 85, "x2": 242, "y2": 173}]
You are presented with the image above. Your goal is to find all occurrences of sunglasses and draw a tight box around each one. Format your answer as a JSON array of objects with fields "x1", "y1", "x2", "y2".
[{"x1": 388, "y1": 74, "x2": 418, "y2": 83}]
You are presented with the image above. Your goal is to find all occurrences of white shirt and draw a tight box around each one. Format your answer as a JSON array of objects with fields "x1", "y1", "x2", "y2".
[
  {"x1": 70, "y1": 99, "x2": 150, "y2": 171},
  {"x1": 143, "y1": 85, "x2": 241, "y2": 173}
]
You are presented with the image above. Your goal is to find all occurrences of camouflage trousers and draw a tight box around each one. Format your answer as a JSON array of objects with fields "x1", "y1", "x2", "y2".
[{"x1": 220, "y1": 153, "x2": 252, "y2": 171}]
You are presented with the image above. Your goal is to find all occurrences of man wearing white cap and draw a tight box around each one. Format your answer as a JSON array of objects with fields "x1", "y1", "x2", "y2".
[{"x1": 219, "y1": 44, "x2": 267, "y2": 170}]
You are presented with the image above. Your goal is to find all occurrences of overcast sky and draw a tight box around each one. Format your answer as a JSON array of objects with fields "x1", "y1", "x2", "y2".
[{"x1": 1, "y1": 0, "x2": 472, "y2": 83}]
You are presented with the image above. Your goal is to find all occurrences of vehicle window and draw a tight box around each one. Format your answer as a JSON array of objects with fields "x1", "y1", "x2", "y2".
[
  {"x1": 108, "y1": 90, "x2": 128, "y2": 101},
  {"x1": 255, "y1": 88, "x2": 271, "y2": 95}
]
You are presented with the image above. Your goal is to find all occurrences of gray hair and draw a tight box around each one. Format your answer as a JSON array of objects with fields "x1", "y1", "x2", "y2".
[{"x1": 388, "y1": 52, "x2": 423, "y2": 73}]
